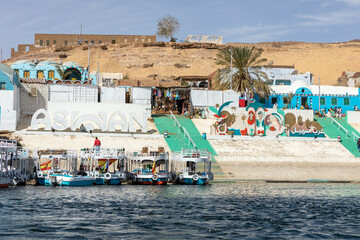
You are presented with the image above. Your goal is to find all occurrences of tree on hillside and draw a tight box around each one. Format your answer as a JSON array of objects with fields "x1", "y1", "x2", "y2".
[
  {"x1": 213, "y1": 46, "x2": 271, "y2": 98},
  {"x1": 157, "y1": 15, "x2": 180, "y2": 42}
]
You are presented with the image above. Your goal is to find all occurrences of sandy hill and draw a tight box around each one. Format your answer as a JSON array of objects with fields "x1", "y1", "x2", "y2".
[{"x1": 4, "y1": 41, "x2": 360, "y2": 85}]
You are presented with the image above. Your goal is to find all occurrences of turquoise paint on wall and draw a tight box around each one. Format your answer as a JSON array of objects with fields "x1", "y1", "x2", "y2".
[{"x1": 0, "y1": 69, "x2": 14, "y2": 90}]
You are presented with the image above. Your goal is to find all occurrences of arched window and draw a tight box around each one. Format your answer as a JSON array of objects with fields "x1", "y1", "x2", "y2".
[{"x1": 198, "y1": 81, "x2": 208, "y2": 88}]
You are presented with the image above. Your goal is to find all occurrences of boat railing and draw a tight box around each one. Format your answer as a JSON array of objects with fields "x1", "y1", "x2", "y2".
[
  {"x1": 80, "y1": 148, "x2": 125, "y2": 158},
  {"x1": 0, "y1": 139, "x2": 17, "y2": 148},
  {"x1": 34, "y1": 149, "x2": 77, "y2": 159},
  {"x1": 127, "y1": 152, "x2": 168, "y2": 157},
  {"x1": 172, "y1": 149, "x2": 209, "y2": 158}
]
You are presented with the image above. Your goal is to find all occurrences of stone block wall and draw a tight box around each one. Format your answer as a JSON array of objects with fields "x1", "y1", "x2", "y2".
[
  {"x1": 19, "y1": 83, "x2": 49, "y2": 115},
  {"x1": 34, "y1": 34, "x2": 156, "y2": 47}
]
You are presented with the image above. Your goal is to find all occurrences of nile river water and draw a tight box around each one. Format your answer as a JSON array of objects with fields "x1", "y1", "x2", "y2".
[{"x1": 1, "y1": 183, "x2": 360, "y2": 239}]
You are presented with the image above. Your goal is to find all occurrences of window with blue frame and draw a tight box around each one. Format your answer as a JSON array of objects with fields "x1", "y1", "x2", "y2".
[
  {"x1": 331, "y1": 98, "x2": 337, "y2": 105},
  {"x1": 320, "y1": 97, "x2": 326, "y2": 105},
  {"x1": 283, "y1": 96, "x2": 289, "y2": 104},
  {"x1": 344, "y1": 98, "x2": 350, "y2": 105},
  {"x1": 271, "y1": 97, "x2": 277, "y2": 104},
  {"x1": 23, "y1": 71, "x2": 30, "y2": 78}
]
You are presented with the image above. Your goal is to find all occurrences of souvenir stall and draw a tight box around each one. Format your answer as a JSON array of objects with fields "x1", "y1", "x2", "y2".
[{"x1": 152, "y1": 87, "x2": 191, "y2": 115}]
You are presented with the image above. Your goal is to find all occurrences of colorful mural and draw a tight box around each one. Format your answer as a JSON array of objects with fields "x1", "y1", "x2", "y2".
[
  {"x1": 285, "y1": 113, "x2": 325, "y2": 137},
  {"x1": 211, "y1": 101, "x2": 325, "y2": 137}
]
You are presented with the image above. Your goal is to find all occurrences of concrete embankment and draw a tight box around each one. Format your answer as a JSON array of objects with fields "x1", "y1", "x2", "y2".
[
  {"x1": 210, "y1": 139, "x2": 360, "y2": 181},
  {"x1": 192, "y1": 118, "x2": 360, "y2": 182}
]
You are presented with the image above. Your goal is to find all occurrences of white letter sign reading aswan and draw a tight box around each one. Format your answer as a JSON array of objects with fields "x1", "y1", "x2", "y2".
[{"x1": 30, "y1": 109, "x2": 148, "y2": 132}]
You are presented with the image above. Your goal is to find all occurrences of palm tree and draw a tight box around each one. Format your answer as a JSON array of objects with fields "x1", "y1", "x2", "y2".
[
  {"x1": 55, "y1": 66, "x2": 71, "y2": 80},
  {"x1": 214, "y1": 46, "x2": 271, "y2": 98}
]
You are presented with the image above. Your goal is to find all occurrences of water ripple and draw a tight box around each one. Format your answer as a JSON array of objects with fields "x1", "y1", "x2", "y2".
[{"x1": 0, "y1": 183, "x2": 360, "y2": 239}]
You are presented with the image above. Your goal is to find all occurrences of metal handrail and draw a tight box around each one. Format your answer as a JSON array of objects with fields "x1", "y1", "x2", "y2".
[
  {"x1": 330, "y1": 117, "x2": 359, "y2": 142},
  {"x1": 169, "y1": 111, "x2": 197, "y2": 149}
]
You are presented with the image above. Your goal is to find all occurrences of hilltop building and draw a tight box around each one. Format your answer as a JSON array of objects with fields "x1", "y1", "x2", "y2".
[{"x1": 11, "y1": 33, "x2": 156, "y2": 58}]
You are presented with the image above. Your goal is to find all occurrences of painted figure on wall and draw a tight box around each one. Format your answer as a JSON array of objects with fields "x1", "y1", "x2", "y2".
[{"x1": 211, "y1": 101, "x2": 323, "y2": 137}]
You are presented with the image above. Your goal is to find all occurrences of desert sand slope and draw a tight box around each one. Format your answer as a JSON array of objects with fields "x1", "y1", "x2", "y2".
[{"x1": 4, "y1": 41, "x2": 360, "y2": 85}]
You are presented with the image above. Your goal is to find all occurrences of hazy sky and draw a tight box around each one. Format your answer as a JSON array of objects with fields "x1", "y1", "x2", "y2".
[{"x1": 1, "y1": 0, "x2": 360, "y2": 59}]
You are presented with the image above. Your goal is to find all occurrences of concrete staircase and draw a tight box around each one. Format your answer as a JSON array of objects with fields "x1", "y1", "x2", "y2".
[
  {"x1": 153, "y1": 115, "x2": 225, "y2": 177},
  {"x1": 315, "y1": 117, "x2": 360, "y2": 157}
]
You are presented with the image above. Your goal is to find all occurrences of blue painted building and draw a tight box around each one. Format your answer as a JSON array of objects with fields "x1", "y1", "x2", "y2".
[
  {"x1": 265, "y1": 80, "x2": 360, "y2": 113},
  {"x1": 0, "y1": 63, "x2": 19, "y2": 90},
  {"x1": 10, "y1": 60, "x2": 96, "y2": 84}
]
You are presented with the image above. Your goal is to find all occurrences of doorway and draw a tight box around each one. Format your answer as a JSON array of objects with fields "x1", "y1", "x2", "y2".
[{"x1": 301, "y1": 97, "x2": 308, "y2": 108}]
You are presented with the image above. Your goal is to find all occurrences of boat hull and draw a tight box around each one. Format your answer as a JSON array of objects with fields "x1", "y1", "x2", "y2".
[
  {"x1": 0, "y1": 177, "x2": 11, "y2": 188},
  {"x1": 133, "y1": 177, "x2": 168, "y2": 185},
  {"x1": 56, "y1": 175, "x2": 95, "y2": 187},
  {"x1": 94, "y1": 177, "x2": 122, "y2": 185},
  {"x1": 183, "y1": 177, "x2": 208, "y2": 185}
]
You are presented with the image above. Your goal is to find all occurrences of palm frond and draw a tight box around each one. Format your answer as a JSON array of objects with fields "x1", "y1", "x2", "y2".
[{"x1": 213, "y1": 46, "x2": 271, "y2": 98}]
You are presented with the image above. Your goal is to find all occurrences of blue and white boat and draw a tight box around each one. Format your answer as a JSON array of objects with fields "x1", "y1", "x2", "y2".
[
  {"x1": 46, "y1": 174, "x2": 95, "y2": 187},
  {"x1": 34, "y1": 149, "x2": 95, "y2": 186},
  {"x1": 80, "y1": 148, "x2": 127, "y2": 185},
  {"x1": 171, "y1": 149, "x2": 213, "y2": 185},
  {"x1": 128, "y1": 148, "x2": 170, "y2": 185}
]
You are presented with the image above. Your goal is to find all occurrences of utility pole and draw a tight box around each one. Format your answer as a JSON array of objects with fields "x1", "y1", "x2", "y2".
[
  {"x1": 318, "y1": 77, "x2": 321, "y2": 112},
  {"x1": 97, "y1": 61, "x2": 100, "y2": 87},
  {"x1": 229, "y1": 48, "x2": 233, "y2": 90},
  {"x1": 80, "y1": 24, "x2": 82, "y2": 45},
  {"x1": 88, "y1": 45, "x2": 90, "y2": 80}
]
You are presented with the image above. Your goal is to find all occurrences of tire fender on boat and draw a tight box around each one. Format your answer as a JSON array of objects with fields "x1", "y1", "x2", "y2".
[
  {"x1": 37, "y1": 172, "x2": 43, "y2": 178},
  {"x1": 152, "y1": 174, "x2": 159, "y2": 181},
  {"x1": 132, "y1": 175, "x2": 137, "y2": 182},
  {"x1": 94, "y1": 172, "x2": 100, "y2": 178},
  {"x1": 104, "y1": 172, "x2": 111, "y2": 180},
  {"x1": 179, "y1": 174, "x2": 184, "y2": 180},
  {"x1": 192, "y1": 174, "x2": 199, "y2": 181}
]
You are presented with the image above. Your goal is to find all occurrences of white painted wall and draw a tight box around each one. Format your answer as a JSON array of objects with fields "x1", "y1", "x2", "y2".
[
  {"x1": 223, "y1": 90, "x2": 240, "y2": 107},
  {"x1": 131, "y1": 87, "x2": 151, "y2": 104},
  {"x1": 347, "y1": 111, "x2": 360, "y2": 124},
  {"x1": 48, "y1": 101, "x2": 151, "y2": 116},
  {"x1": 0, "y1": 89, "x2": 18, "y2": 131},
  {"x1": 100, "y1": 87, "x2": 125, "y2": 104},
  {"x1": 191, "y1": 89, "x2": 223, "y2": 107},
  {"x1": 0, "y1": 90, "x2": 15, "y2": 111},
  {"x1": 49, "y1": 84, "x2": 98, "y2": 102}
]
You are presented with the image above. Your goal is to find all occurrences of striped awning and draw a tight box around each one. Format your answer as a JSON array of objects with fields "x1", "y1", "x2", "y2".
[{"x1": 20, "y1": 78, "x2": 46, "y2": 83}]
